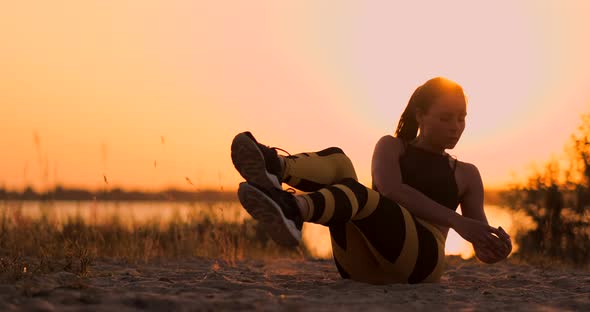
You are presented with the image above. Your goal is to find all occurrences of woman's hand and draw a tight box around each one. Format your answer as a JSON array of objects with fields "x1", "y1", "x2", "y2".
[
  {"x1": 452, "y1": 216, "x2": 506, "y2": 251},
  {"x1": 473, "y1": 227, "x2": 512, "y2": 263}
]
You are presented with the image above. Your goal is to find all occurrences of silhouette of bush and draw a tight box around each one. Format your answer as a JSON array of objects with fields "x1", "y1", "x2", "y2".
[{"x1": 501, "y1": 115, "x2": 590, "y2": 268}]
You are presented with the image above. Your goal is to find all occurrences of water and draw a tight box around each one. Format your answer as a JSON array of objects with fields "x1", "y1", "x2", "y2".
[{"x1": 1, "y1": 200, "x2": 529, "y2": 259}]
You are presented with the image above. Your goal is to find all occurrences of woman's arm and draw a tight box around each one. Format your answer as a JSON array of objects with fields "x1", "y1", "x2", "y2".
[
  {"x1": 371, "y1": 135, "x2": 503, "y2": 247},
  {"x1": 459, "y1": 163, "x2": 512, "y2": 263},
  {"x1": 372, "y1": 135, "x2": 464, "y2": 227}
]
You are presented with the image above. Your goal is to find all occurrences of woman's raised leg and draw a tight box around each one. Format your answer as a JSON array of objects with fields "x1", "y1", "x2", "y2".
[
  {"x1": 280, "y1": 147, "x2": 357, "y2": 191},
  {"x1": 231, "y1": 131, "x2": 357, "y2": 192}
]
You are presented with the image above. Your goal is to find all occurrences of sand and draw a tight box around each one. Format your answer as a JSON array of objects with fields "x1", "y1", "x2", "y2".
[{"x1": 1, "y1": 256, "x2": 589, "y2": 311}]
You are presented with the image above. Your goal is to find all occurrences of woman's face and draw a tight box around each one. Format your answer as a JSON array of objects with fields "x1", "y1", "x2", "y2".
[{"x1": 417, "y1": 92, "x2": 467, "y2": 150}]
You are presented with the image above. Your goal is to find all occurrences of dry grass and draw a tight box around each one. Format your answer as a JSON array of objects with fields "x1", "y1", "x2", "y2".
[{"x1": 0, "y1": 200, "x2": 310, "y2": 283}]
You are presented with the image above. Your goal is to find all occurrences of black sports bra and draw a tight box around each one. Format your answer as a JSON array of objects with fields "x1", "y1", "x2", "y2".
[{"x1": 373, "y1": 140, "x2": 460, "y2": 211}]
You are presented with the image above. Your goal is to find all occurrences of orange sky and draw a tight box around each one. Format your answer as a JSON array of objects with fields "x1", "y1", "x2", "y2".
[{"x1": 1, "y1": 1, "x2": 590, "y2": 192}]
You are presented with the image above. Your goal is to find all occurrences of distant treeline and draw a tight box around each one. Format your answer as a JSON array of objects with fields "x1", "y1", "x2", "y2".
[
  {"x1": 0, "y1": 186, "x2": 237, "y2": 202},
  {"x1": 1, "y1": 185, "x2": 504, "y2": 203}
]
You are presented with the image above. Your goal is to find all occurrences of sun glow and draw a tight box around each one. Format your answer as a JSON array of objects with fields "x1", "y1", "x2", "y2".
[{"x1": 1, "y1": 1, "x2": 590, "y2": 193}]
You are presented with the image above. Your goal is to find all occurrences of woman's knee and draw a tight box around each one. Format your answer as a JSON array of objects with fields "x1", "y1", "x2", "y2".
[
  {"x1": 317, "y1": 147, "x2": 357, "y2": 181},
  {"x1": 316, "y1": 146, "x2": 346, "y2": 157}
]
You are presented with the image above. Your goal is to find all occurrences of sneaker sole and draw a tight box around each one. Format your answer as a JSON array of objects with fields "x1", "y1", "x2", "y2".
[
  {"x1": 238, "y1": 182, "x2": 301, "y2": 247},
  {"x1": 231, "y1": 133, "x2": 282, "y2": 190}
]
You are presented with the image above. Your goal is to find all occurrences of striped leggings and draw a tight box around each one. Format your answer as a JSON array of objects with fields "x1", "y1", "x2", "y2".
[{"x1": 281, "y1": 147, "x2": 446, "y2": 284}]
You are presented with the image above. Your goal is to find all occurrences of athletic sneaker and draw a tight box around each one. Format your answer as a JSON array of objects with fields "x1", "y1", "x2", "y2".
[
  {"x1": 231, "y1": 131, "x2": 288, "y2": 190},
  {"x1": 237, "y1": 182, "x2": 303, "y2": 247}
]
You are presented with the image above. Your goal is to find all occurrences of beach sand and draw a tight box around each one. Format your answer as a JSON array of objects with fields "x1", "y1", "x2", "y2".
[{"x1": 1, "y1": 256, "x2": 588, "y2": 311}]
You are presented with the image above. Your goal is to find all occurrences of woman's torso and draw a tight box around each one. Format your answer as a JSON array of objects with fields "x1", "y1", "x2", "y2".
[{"x1": 398, "y1": 141, "x2": 467, "y2": 238}]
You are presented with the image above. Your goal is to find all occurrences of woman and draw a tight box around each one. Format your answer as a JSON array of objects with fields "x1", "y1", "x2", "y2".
[{"x1": 231, "y1": 77, "x2": 512, "y2": 284}]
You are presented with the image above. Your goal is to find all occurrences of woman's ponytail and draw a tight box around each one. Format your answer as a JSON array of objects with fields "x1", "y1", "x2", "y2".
[{"x1": 394, "y1": 87, "x2": 421, "y2": 142}]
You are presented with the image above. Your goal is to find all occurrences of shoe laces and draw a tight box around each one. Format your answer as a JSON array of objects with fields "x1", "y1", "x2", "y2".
[{"x1": 270, "y1": 146, "x2": 292, "y2": 157}]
